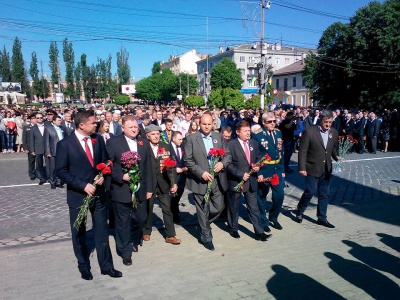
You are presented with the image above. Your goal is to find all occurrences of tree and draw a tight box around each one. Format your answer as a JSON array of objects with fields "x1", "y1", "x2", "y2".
[
  {"x1": 62, "y1": 38, "x2": 75, "y2": 98},
  {"x1": 11, "y1": 37, "x2": 25, "y2": 87},
  {"x1": 114, "y1": 94, "x2": 130, "y2": 105},
  {"x1": 185, "y1": 95, "x2": 204, "y2": 107},
  {"x1": 245, "y1": 95, "x2": 261, "y2": 110},
  {"x1": 0, "y1": 46, "x2": 11, "y2": 82},
  {"x1": 49, "y1": 41, "x2": 59, "y2": 88},
  {"x1": 224, "y1": 88, "x2": 245, "y2": 110},
  {"x1": 178, "y1": 73, "x2": 199, "y2": 98},
  {"x1": 210, "y1": 58, "x2": 243, "y2": 90},
  {"x1": 80, "y1": 54, "x2": 90, "y2": 100},
  {"x1": 29, "y1": 52, "x2": 41, "y2": 99},
  {"x1": 117, "y1": 45, "x2": 131, "y2": 85},
  {"x1": 208, "y1": 88, "x2": 224, "y2": 108},
  {"x1": 75, "y1": 62, "x2": 82, "y2": 99},
  {"x1": 151, "y1": 61, "x2": 161, "y2": 75}
]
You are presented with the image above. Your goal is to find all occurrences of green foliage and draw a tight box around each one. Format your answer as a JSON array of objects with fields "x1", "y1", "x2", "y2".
[
  {"x1": 11, "y1": 37, "x2": 25, "y2": 86},
  {"x1": 48, "y1": 41, "x2": 59, "y2": 86},
  {"x1": 178, "y1": 73, "x2": 199, "y2": 98},
  {"x1": 114, "y1": 94, "x2": 130, "y2": 105},
  {"x1": 208, "y1": 88, "x2": 224, "y2": 108},
  {"x1": 304, "y1": 0, "x2": 400, "y2": 108},
  {"x1": 245, "y1": 95, "x2": 261, "y2": 110},
  {"x1": 0, "y1": 46, "x2": 12, "y2": 82},
  {"x1": 185, "y1": 95, "x2": 204, "y2": 107},
  {"x1": 208, "y1": 88, "x2": 245, "y2": 109},
  {"x1": 29, "y1": 52, "x2": 39, "y2": 81},
  {"x1": 151, "y1": 61, "x2": 161, "y2": 75},
  {"x1": 210, "y1": 58, "x2": 243, "y2": 90},
  {"x1": 62, "y1": 38, "x2": 75, "y2": 98},
  {"x1": 117, "y1": 45, "x2": 130, "y2": 85}
]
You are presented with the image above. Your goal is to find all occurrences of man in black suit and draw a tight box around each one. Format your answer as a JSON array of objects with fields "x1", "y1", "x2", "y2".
[
  {"x1": 342, "y1": 113, "x2": 355, "y2": 137},
  {"x1": 105, "y1": 111, "x2": 122, "y2": 136},
  {"x1": 143, "y1": 124, "x2": 180, "y2": 245},
  {"x1": 366, "y1": 112, "x2": 380, "y2": 154},
  {"x1": 138, "y1": 113, "x2": 150, "y2": 138},
  {"x1": 331, "y1": 110, "x2": 342, "y2": 134},
  {"x1": 44, "y1": 115, "x2": 66, "y2": 189},
  {"x1": 151, "y1": 110, "x2": 165, "y2": 129},
  {"x1": 55, "y1": 110, "x2": 122, "y2": 280},
  {"x1": 226, "y1": 120, "x2": 270, "y2": 241},
  {"x1": 354, "y1": 111, "x2": 366, "y2": 154},
  {"x1": 61, "y1": 111, "x2": 75, "y2": 136},
  {"x1": 29, "y1": 112, "x2": 47, "y2": 185},
  {"x1": 169, "y1": 131, "x2": 187, "y2": 223},
  {"x1": 22, "y1": 113, "x2": 37, "y2": 180},
  {"x1": 311, "y1": 109, "x2": 321, "y2": 126},
  {"x1": 106, "y1": 115, "x2": 153, "y2": 266},
  {"x1": 296, "y1": 109, "x2": 339, "y2": 228}
]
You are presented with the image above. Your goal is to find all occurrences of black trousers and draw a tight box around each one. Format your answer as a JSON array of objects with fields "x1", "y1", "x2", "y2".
[
  {"x1": 69, "y1": 198, "x2": 114, "y2": 272},
  {"x1": 144, "y1": 187, "x2": 176, "y2": 238},
  {"x1": 27, "y1": 152, "x2": 36, "y2": 179},
  {"x1": 170, "y1": 177, "x2": 185, "y2": 219},
  {"x1": 34, "y1": 154, "x2": 46, "y2": 181},
  {"x1": 113, "y1": 201, "x2": 133, "y2": 259},
  {"x1": 131, "y1": 199, "x2": 147, "y2": 245}
]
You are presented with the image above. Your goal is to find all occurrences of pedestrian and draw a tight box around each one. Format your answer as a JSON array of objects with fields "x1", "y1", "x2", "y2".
[
  {"x1": 22, "y1": 113, "x2": 37, "y2": 180},
  {"x1": 295, "y1": 109, "x2": 339, "y2": 228},
  {"x1": 29, "y1": 112, "x2": 47, "y2": 185}
]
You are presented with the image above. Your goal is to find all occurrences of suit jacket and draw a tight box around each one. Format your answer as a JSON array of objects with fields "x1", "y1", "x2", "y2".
[
  {"x1": 106, "y1": 134, "x2": 153, "y2": 204},
  {"x1": 151, "y1": 119, "x2": 165, "y2": 126},
  {"x1": 343, "y1": 119, "x2": 355, "y2": 136},
  {"x1": 110, "y1": 120, "x2": 122, "y2": 136},
  {"x1": 55, "y1": 133, "x2": 108, "y2": 209},
  {"x1": 169, "y1": 142, "x2": 186, "y2": 187},
  {"x1": 303, "y1": 115, "x2": 313, "y2": 130},
  {"x1": 149, "y1": 141, "x2": 177, "y2": 194},
  {"x1": 61, "y1": 121, "x2": 76, "y2": 136},
  {"x1": 366, "y1": 119, "x2": 380, "y2": 137},
  {"x1": 22, "y1": 124, "x2": 33, "y2": 151},
  {"x1": 331, "y1": 116, "x2": 342, "y2": 133},
  {"x1": 44, "y1": 125, "x2": 66, "y2": 156},
  {"x1": 29, "y1": 125, "x2": 46, "y2": 154},
  {"x1": 227, "y1": 138, "x2": 260, "y2": 192},
  {"x1": 138, "y1": 123, "x2": 146, "y2": 138},
  {"x1": 184, "y1": 131, "x2": 232, "y2": 194},
  {"x1": 354, "y1": 117, "x2": 366, "y2": 134},
  {"x1": 298, "y1": 126, "x2": 339, "y2": 177}
]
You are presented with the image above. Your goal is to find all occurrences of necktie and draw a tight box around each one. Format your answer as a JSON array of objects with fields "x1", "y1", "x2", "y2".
[
  {"x1": 67, "y1": 122, "x2": 70, "y2": 129},
  {"x1": 269, "y1": 131, "x2": 275, "y2": 144},
  {"x1": 176, "y1": 147, "x2": 181, "y2": 160},
  {"x1": 83, "y1": 137, "x2": 94, "y2": 167},
  {"x1": 244, "y1": 140, "x2": 251, "y2": 165}
]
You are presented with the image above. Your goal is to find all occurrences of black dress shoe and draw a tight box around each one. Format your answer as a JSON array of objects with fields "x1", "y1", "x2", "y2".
[
  {"x1": 30, "y1": 177, "x2": 36, "y2": 181},
  {"x1": 263, "y1": 225, "x2": 271, "y2": 233},
  {"x1": 122, "y1": 257, "x2": 132, "y2": 266},
  {"x1": 38, "y1": 180, "x2": 46, "y2": 185},
  {"x1": 270, "y1": 221, "x2": 283, "y2": 230},
  {"x1": 295, "y1": 210, "x2": 303, "y2": 223},
  {"x1": 229, "y1": 231, "x2": 240, "y2": 239},
  {"x1": 255, "y1": 233, "x2": 272, "y2": 241},
  {"x1": 101, "y1": 268, "x2": 122, "y2": 278},
  {"x1": 317, "y1": 219, "x2": 335, "y2": 228},
  {"x1": 80, "y1": 270, "x2": 93, "y2": 281},
  {"x1": 202, "y1": 241, "x2": 215, "y2": 251},
  {"x1": 132, "y1": 243, "x2": 139, "y2": 253}
]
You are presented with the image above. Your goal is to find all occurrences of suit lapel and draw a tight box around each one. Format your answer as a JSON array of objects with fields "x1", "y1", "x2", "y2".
[
  {"x1": 315, "y1": 127, "x2": 325, "y2": 149},
  {"x1": 71, "y1": 134, "x2": 92, "y2": 166},
  {"x1": 235, "y1": 139, "x2": 248, "y2": 164},
  {"x1": 195, "y1": 132, "x2": 208, "y2": 158}
]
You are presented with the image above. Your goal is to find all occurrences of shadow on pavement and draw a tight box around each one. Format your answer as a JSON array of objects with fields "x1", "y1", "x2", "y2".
[
  {"x1": 324, "y1": 252, "x2": 400, "y2": 299},
  {"x1": 377, "y1": 233, "x2": 400, "y2": 252},
  {"x1": 342, "y1": 240, "x2": 400, "y2": 279},
  {"x1": 266, "y1": 264, "x2": 345, "y2": 299}
]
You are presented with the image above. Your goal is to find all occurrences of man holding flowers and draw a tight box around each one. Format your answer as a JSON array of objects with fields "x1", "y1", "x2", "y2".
[
  {"x1": 56, "y1": 110, "x2": 121, "y2": 280},
  {"x1": 184, "y1": 113, "x2": 232, "y2": 251},
  {"x1": 106, "y1": 116, "x2": 153, "y2": 266}
]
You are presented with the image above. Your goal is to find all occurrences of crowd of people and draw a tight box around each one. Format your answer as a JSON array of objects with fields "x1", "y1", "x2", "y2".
[{"x1": 0, "y1": 102, "x2": 399, "y2": 280}]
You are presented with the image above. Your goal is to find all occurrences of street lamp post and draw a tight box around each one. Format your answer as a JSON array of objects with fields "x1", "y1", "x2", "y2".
[{"x1": 260, "y1": 0, "x2": 271, "y2": 109}]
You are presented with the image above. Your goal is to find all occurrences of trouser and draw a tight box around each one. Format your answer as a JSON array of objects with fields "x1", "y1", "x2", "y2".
[
  {"x1": 35, "y1": 154, "x2": 46, "y2": 180},
  {"x1": 46, "y1": 156, "x2": 61, "y2": 185},
  {"x1": 69, "y1": 198, "x2": 114, "y2": 272},
  {"x1": 5, "y1": 133, "x2": 14, "y2": 150},
  {"x1": 131, "y1": 199, "x2": 147, "y2": 245},
  {"x1": 113, "y1": 201, "x2": 133, "y2": 259},
  {"x1": 170, "y1": 177, "x2": 185, "y2": 220},
  {"x1": 257, "y1": 175, "x2": 285, "y2": 226},
  {"x1": 144, "y1": 187, "x2": 176, "y2": 238},
  {"x1": 227, "y1": 190, "x2": 264, "y2": 235},
  {"x1": 0, "y1": 130, "x2": 6, "y2": 150},
  {"x1": 283, "y1": 140, "x2": 295, "y2": 171},
  {"x1": 297, "y1": 171, "x2": 331, "y2": 222},
  {"x1": 27, "y1": 152, "x2": 36, "y2": 179}
]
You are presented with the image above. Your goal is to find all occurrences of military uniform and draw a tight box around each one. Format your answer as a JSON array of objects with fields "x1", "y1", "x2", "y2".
[{"x1": 252, "y1": 127, "x2": 285, "y2": 227}]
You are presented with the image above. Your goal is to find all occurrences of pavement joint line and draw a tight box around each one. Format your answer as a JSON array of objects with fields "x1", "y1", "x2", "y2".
[{"x1": 0, "y1": 183, "x2": 50, "y2": 188}]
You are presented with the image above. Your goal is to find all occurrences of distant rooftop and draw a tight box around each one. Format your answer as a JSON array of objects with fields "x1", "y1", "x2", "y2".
[{"x1": 273, "y1": 60, "x2": 306, "y2": 76}]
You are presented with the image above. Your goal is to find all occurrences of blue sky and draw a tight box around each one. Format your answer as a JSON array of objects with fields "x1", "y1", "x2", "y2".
[{"x1": 0, "y1": 0, "x2": 380, "y2": 81}]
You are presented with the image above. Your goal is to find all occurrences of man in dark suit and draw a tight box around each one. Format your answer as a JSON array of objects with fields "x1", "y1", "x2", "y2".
[
  {"x1": 44, "y1": 115, "x2": 66, "y2": 189},
  {"x1": 61, "y1": 111, "x2": 76, "y2": 136},
  {"x1": 22, "y1": 113, "x2": 37, "y2": 180},
  {"x1": 342, "y1": 113, "x2": 355, "y2": 137},
  {"x1": 143, "y1": 124, "x2": 180, "y2": 245},
  {"x1": 354, "y1": 111, "x2": 366, "y2": 154},
  {"x1": 138, "y1": 114, "x2": 150, "y2": 138},
  {"x1": 169, "y1": 131, "x2": 187, "y2": 223},
  {"x1": 151, "y1": 110, "x2": 165, "y2": 128},
  {"x1": 105, "y1": 111, "x2": 122, "y2": 136},
  {"x1": 226, "y1": 120, "x2": 270, "y2": 241},
  {"x1": 55, "y1": 110, "x2": 122, "y2": 280},
  {"x1": 184, "y1": 113, "x2": 232, "y2": 251},
  {"x1": 29, "y1": 112, "x2": 47, "y2": 185},
  {"x1": 296, "y1": 109, "x2": 339, "y2": 228},
  {"x1": 106, "y1": 115, "x2": 153, "y2": 266},
  {"x1": 366, "y1": 112, "x2": 380, "y2": 154},
  {"x1": 311, "y1": 109, "x2": 321, "y2": 126},
  {"x1": 331, "y1": 111, "x2": 342, "y2": 134}
]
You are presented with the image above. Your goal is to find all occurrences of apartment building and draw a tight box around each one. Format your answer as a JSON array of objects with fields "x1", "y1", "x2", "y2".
[{"x1": 160, "y1": 49, "x2": 203, "y2": 76}]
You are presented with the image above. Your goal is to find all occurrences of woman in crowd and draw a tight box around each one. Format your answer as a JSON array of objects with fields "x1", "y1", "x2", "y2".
[
  {"x1": 15, "y1": 111, "x2": 25, "y2": 153},
  {"x1": 380, "y1": 115, "x2": 390, "y2": 152},
  {"x1": 98, "y1": 120, "x2": 113, "y2": 143},
  {"x1": 187, "y1": 120, "x2": 198, "y2": 136},
  {"x1": 2, "y1": 110, "x2": 16, "y2": 153}
]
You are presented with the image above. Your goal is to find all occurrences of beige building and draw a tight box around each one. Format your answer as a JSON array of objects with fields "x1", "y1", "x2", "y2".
[
  {"x1": 272, "y1": 60, "x2": 312, "y2": 107},
  {"x1": 160, "y1": 49, "x2": 202, "y2": 75}
]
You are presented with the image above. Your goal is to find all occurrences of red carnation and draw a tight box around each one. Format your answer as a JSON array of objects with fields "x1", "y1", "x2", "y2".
[
  {"x1": 217, "y1": 149, "x2": 226, "y2": 156},
  {"x1": 158, "y1": 147, "x2": 165, "y2": 155},
  {"x1": 264, "y1": 154, "x2": 271, "y2": 161},
  {"x1": 270, "y1": 174, "x2": 279, "y2": 186},
  {"x1": 92, "y1": 138, "x2": 97, "y2": 144},
  {"x1": 96, "y1": 163, "x2": 107, "y2": 171},
  {"x1": 138, "y1": 140, "x2": 143, "y2": 146},
  {"x1": 101, "y1": 166, "x2": 112, "y2": 175},
  {"x1": 106, "y1": 160, "x2": 113, "y2": 167},
  {"x1": 163, "y1": 157, "x2": 177, "y2": 168}
]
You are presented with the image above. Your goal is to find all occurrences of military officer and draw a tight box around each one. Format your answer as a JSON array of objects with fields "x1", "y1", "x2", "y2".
[{"x1": 252, "y1": 112, "x2": 285, "y2": 232}]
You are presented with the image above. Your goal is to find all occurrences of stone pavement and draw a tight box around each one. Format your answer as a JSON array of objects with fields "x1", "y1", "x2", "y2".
[{"x1": 0, "y1": 152, "x2": 399, "y2": 299}]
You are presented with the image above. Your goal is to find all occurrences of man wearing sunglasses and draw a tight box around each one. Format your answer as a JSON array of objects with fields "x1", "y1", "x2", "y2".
[
  {"x1": 29, "y1": 113, "x2": 47, "y2": 185},
  {"x1": 252, "y1": 112, "x2": 285, "y2": 232}
]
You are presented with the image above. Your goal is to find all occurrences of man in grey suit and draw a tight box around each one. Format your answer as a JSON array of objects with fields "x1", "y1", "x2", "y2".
[
  {"x1": 296, "y1": 109, "x2": 339, "y2": 228},
  {"x1": 184, "y1": 113, "x2": 232, "y2": 251},
  {"x1": 29, "y1": 112, "x2": 47, "y2": 185},
  {"x1": 61, "y1": 111, "x2": 75, "y2": 136},
  {"x1": 44, "y1": 115, "x2": 66, "y2": 189}
]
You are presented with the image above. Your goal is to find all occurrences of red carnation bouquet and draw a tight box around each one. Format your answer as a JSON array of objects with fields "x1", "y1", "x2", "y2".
[
  {"x1": 261, "y1": 173, "x2": 280, "y2": 186},
  {"x1": 233, "y1": 153, "x2": 271, "y2": 191},
  {"x1": 333, "y1": 135, "x2": 358, "y2": 175},
  {"x1": 204, "y1": 148, "x2": 226, "y2": 202},
  {"x1": 161, "y1": 157, "x2": 177, "y2": 194},
  {"x1": 73, "y1": 160, "x2": 113, "y2": 230}
]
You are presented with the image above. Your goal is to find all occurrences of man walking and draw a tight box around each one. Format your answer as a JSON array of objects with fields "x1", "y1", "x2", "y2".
[{"x1": 296, "y1": 109, "x2": 339, "y2": 228}]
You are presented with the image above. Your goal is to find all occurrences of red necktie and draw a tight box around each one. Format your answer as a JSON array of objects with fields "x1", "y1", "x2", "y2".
[
  {"x1": 244, "y1": 140, "x2": 251, "y2": 165},
  {"x1": 83, "y1": 137, "x2": 94, "y2": 167}
]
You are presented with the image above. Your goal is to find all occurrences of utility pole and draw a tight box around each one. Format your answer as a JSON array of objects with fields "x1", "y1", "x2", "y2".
[
  {"x1": 260, "y1": 0, "x2": 271, "y2": 109},
  {"x1": 57, "y1": 60, "x2": 61, "y2": 93}
]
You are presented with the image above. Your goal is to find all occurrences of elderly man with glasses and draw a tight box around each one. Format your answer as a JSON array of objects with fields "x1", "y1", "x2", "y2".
[{"x1": 252, "y1": 112, "x2": 285, "y2": 232}]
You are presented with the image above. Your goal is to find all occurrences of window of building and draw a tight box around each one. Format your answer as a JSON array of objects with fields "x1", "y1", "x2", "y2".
[
  {"x1": 284, "y1": 78, "x2": 288, "y2": 91},
  {"x1": 302, "y1": 76, "x2": 306, "y2": 87},
  {"x1": 293, "y1": 76, "x2": 297, "y2": 88},
  {"x1": 285, "y1": 58, "x2": 290, "y2": 64},
  {"x1": 275, "y1": 58, "x2": 280, "y2": 64},
  {"x1": 301, "y1": 95, "x2": 306, "y2": 107},
  {"x1": 276, "y1": 79, "x2": 280, "y2": 89},
  {"x1": 240, "y1": 56, "x2": 245, "y2": 63},
  {"x1": 292, "y1": 95, "x2": 296, "y2": 105}
]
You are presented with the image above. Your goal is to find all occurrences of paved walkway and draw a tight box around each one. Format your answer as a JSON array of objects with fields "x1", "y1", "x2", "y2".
[{"x1": 0, "y1": 152, "x2": 399, "y2": 299}]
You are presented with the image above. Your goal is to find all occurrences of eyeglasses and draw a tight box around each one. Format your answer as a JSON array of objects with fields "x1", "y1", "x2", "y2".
[
  {"x1": 47, "y1": 113, "x2": 54, "y2": 116},
  {"x1": 36, "y1": 117, "x2": 43, "y2": 119},
  {"x1": 264, "y1": 120, "x2": 276, "y2": 124}
]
